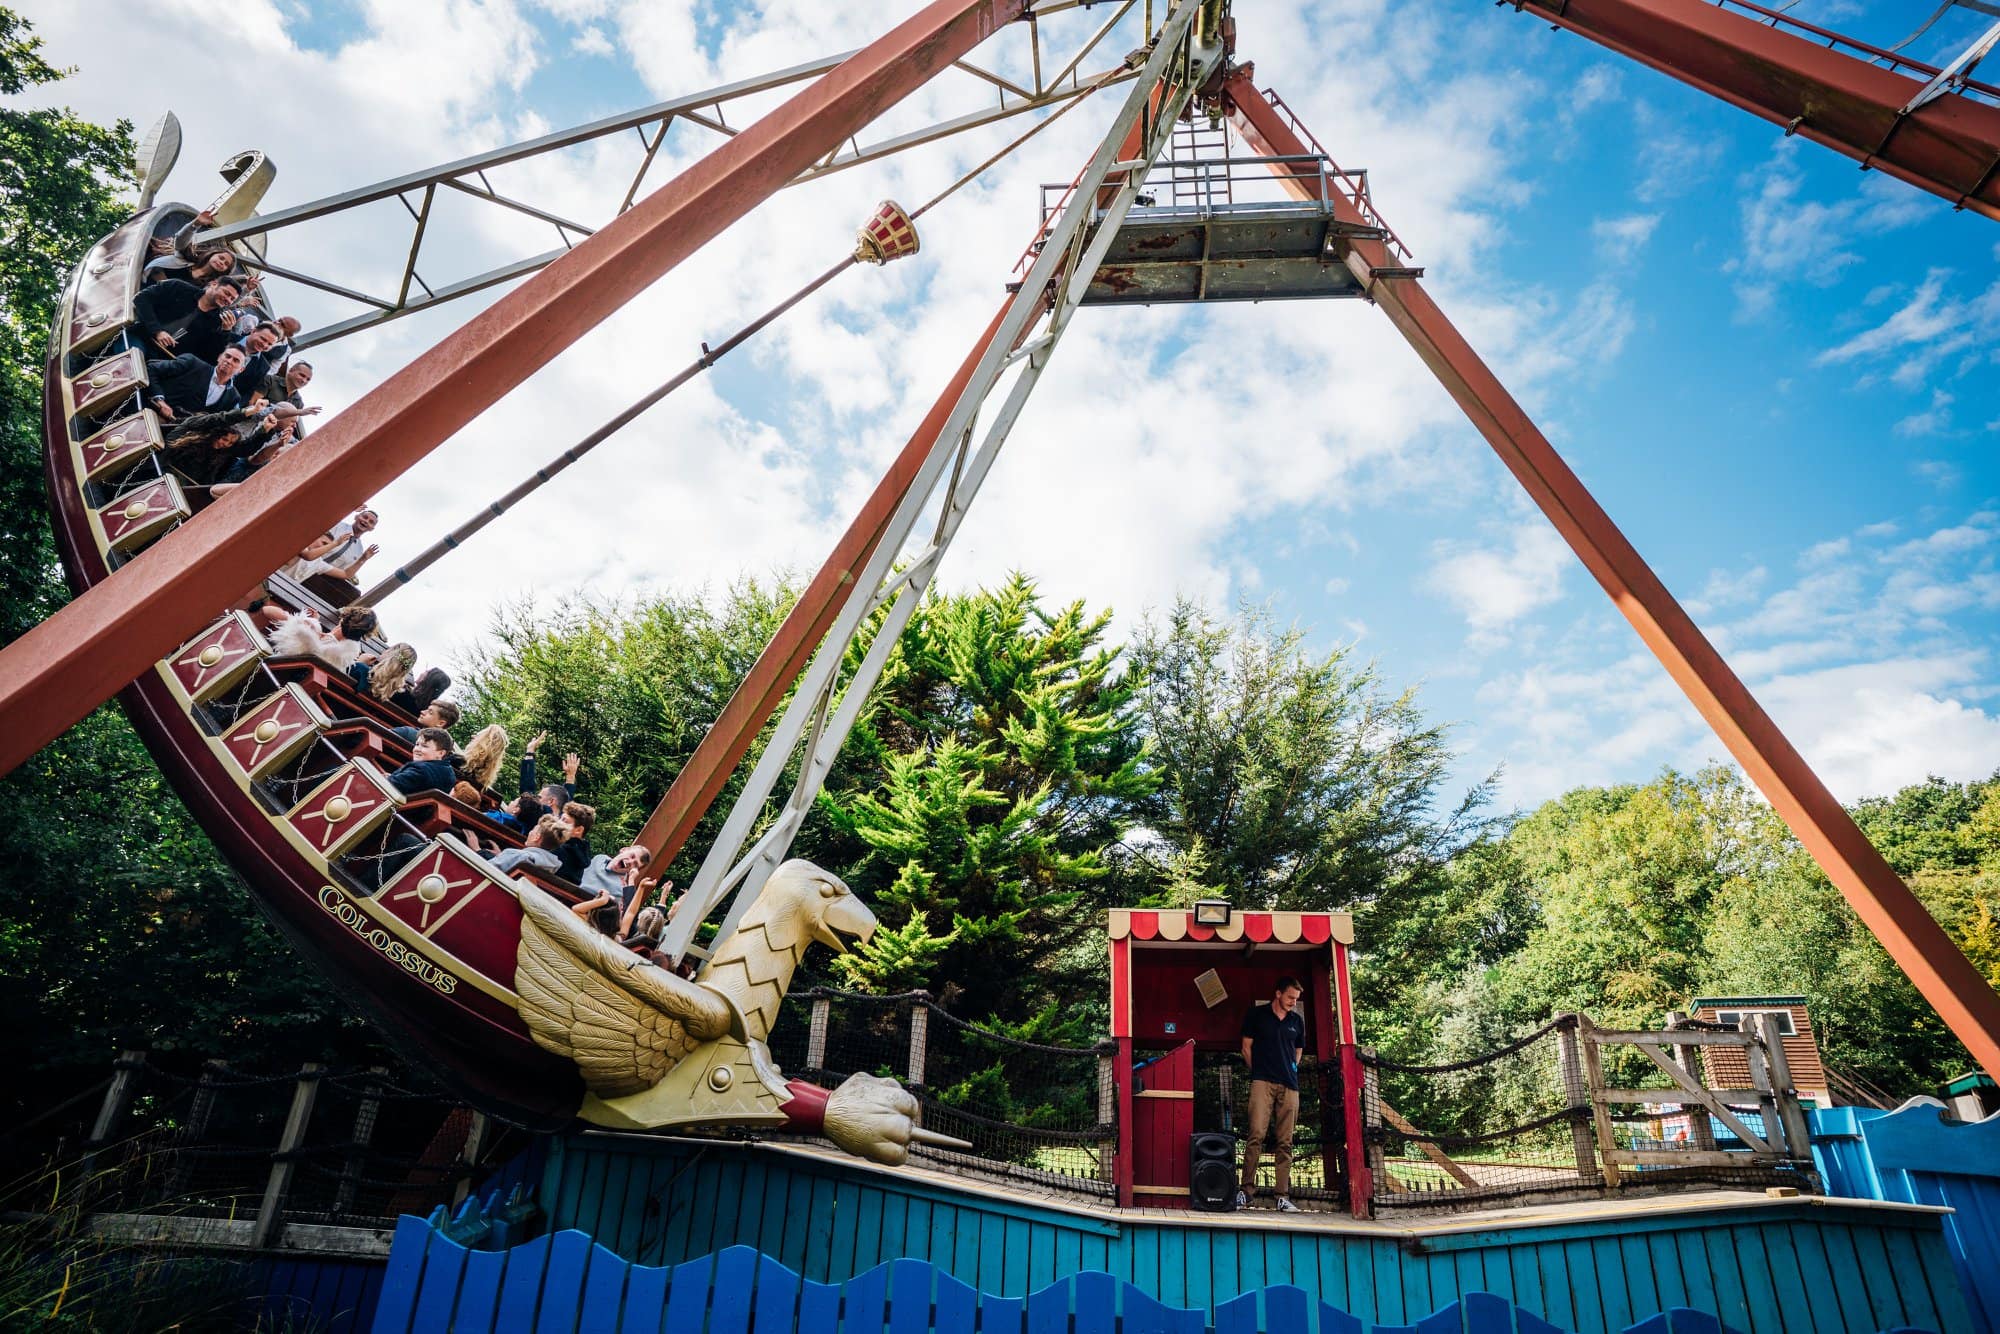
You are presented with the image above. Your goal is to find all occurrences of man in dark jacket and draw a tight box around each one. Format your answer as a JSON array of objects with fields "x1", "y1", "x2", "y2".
[
  {"x1": 133, "y1": 276, "x2": 241, "y2": 360},
  {"x1": 387, "y1": 728, "x2": 458, "y2": 796},
  {"x1": 148, "y1": 345, "x2": 248, "y2": 420}
]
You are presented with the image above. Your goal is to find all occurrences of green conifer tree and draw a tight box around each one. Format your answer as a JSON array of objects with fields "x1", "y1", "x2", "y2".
[{"x1": 817, "y1": 575, "x2": 1154, "y2": 1026}]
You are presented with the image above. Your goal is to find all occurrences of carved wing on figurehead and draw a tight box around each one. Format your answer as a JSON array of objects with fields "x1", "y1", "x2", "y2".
[{"x1": 515, "y1": 889, "x2": 734, "y2": 1098}]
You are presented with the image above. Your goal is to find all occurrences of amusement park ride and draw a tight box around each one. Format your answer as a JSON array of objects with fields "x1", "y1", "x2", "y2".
[{"x1": 19, "y1": 0, "x2": 2000, "y2": 1195}]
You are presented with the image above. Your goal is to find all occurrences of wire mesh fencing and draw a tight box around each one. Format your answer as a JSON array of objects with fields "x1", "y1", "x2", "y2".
[
  {"x1": 1361, "y1": 1015, "x2": 1598, "y2": 1214},
  {"x1": 775, "y1": 987, "x2": 1117, "y2": 1196},
  {"x1": 1360, "y1": 1013, "x2": 1819, "y2": 1215}
]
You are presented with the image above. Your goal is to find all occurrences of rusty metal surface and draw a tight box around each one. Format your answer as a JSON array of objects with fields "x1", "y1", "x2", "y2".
[
  {"x1": 1506, "y1": 0, "x2": 2000, "y2": 222},
  {"x1": 1081, "y1": 210, "x2": 1369, "y2": 304},
  {"x1": 1225, "y1": 68, "x2": 2000, "y2": 1081},
  {"x1": 0, "y1": 0, "x2": 1030, "y2": 778}
]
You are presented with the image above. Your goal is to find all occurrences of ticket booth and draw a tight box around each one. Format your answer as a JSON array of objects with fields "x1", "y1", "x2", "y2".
[{"x1": 1107, "y1": 905, "x2": 1357, "y2": 1209}]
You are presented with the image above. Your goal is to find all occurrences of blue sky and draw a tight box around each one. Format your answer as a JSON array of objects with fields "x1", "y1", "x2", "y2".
[{"x1": 22, "y1": 0, "x2": 2000, "y2": 813}]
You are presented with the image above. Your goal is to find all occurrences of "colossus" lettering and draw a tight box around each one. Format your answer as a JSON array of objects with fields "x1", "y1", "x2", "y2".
[{"x1": 316, "y1": 885, "x2": 458, "y2": 995}]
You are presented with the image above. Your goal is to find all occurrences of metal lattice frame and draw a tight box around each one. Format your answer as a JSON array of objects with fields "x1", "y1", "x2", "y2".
[
  {"x1": 660, "y1": 0, "x2": 1223, "y2": 963},
  {"x1": 188, "y1": 3, "x2": 1159, "y2": 350}
]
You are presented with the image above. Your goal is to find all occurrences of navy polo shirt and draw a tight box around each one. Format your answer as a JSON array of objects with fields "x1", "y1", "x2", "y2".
[{"x1": 1241, "y1": 1001, "x2": 1305, "y2": 1089}]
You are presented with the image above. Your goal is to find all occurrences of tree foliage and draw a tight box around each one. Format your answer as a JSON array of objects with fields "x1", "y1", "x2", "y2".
[
  {"x1": 454, "y1": 582, "x2": 794, "y2": 874},
  {"x1": 0, "y1": 10, "x2": 380, "y2": 1117},
  {"x1": 817, "y1": 575, "x2": 1153, "y2": 1027},
  {"x1": 1124, "y1": 601, "x2": 1496, "y2": 913}
]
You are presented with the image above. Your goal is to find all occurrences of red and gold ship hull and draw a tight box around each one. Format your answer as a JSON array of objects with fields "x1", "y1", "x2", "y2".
[{"x1": 42, "y1": 206, "x2": 583, "y2": 1129}]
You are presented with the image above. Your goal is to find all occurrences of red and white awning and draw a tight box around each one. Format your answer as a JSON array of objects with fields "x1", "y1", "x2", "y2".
[{"x1": 1107, "y1": 909, "x2": 1353, "y2": 946}]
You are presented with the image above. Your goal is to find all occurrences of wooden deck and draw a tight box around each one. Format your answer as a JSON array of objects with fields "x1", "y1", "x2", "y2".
[{"x1": 541, "y1": 1132, "x2": 1973, "y2": 1333}]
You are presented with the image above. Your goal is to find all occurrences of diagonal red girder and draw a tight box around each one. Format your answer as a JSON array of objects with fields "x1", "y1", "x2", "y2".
[
  {"x1": 635, "y1": 299, "x2": 1017, "y2": 867},
  {"x1": 0, "y1": 0, "x2": 1028, "y2": 778},
  {"x1": 1505, "y1": 0, "x2": 2000, "y2": 223},
  {"x1": 1224, "y1": 69, "x2": 2000, "y2": 1080}
]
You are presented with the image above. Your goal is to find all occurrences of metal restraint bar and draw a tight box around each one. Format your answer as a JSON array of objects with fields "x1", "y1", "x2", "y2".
[{"x1": 660, "y1": 0, "x2": 1225, "y2": 965}]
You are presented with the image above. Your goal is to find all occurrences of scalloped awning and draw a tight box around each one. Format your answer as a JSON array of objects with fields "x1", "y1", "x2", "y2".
[{"x1": 1107, "y1": 909, "x2": 1353, "y2": 946}]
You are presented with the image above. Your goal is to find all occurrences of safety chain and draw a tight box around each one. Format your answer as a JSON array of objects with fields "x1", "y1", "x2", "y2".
[
  {"x1": 1370, "y1": 1104, "x2": 1589, "y2": 1149},
  {"x1": 1359, "y1": 1014, "x2": 1577, "y2": 1074}
]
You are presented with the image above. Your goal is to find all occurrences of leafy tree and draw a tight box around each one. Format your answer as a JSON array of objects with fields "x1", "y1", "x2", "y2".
[
  {"x1": 0, "y1": 8, "x2": 133, "y2": 639},
  {"x1": 816, "y1": 575, "x2": 1153, "y2": 1028},
  {"x1": 1124, "y1": 601, "x2": 1496, "y2": 913},
  {"x1": 0, "y1": 10, "x2": 380, "y2": 1122},
  {"x1": 454, "y1": 581, "x2": 795, "y2": 874}
]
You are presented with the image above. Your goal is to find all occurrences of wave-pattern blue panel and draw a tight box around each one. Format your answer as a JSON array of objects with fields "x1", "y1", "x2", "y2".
[
  {"x1": 371, "y1": 1216, "x2": 1937, "y2": 1334},
  {"x1": 540, "y1": 1135, "x2": 1973, "y2": 1333},
  {"x1": 1814, "y1": 1104, "x2": 2000, "y2": 1334}
]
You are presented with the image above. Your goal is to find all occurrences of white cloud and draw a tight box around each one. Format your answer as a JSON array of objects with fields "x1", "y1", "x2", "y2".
[
  {"x1": 1591, "y1": 212, "x2": 1659, "y2": 264},
  {"x1": 571, "y1": 24, "x2": 613, "y2": 56},
  {"x1": 1425, "y1": 523, "x2": 1570, "y2": 634}
]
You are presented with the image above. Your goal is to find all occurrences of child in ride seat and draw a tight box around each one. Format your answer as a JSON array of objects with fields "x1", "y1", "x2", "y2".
[{"x1": 387, "y1": 727, "x2": 457, "y2": 796}]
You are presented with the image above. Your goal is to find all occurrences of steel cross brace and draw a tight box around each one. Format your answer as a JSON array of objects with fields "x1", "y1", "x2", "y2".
[
  {"x1": 0, "y1": 0, "x2": 1035, "y2": 778},
  {"x1": 660, "y1": 0, "x2": 1221, "y2": 965},
  {"x1": 1225, "y1": 70, "x2": 2000, "y2": 1080},
  {"x1": 183, "y1": 5, "x2": 1155, "y2": 351}
]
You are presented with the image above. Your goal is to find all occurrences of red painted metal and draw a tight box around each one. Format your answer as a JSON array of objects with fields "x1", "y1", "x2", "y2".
[
  {"x1": 1226, "y1": 70, "x2": 2000, "y2": 1081},
  {"x1": 637, "y1": 299, "x2": 1016, "y2": 865},
  {"x1": 0, "y1": 0, "x2": 1028, "y2": 778},
  {"x1": 1340, "y1": 1041, "x2": 1372, "y2": 1219},
  {"x1": 1504, "y1": 0, "x2": 2000, "y2": 222}
]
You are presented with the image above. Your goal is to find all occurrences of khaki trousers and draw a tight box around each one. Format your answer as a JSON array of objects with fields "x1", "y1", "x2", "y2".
[{"x1": 1241, "y1": 1078, "x2": 1299, "y2": 1196}]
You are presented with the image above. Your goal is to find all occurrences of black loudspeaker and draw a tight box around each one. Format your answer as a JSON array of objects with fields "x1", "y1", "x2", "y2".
[{"x1": 1189, "y1": 1132, "x2": 1237, "y2": 1212}]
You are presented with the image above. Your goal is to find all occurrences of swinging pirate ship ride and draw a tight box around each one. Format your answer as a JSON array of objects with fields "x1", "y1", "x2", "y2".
[{"x1": 20, "y1": 0, "x2": 2000, "y2": 1325}]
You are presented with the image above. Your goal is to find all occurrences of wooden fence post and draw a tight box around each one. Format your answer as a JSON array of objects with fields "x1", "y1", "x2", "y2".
[
  {"x1": 254, "y1": 1064, "x2": 323, "y2": 1249},
  {"x1": 806, "y1": 995, "x2": 831, "y2": 1071},
  {"x1": 1666, "y1": 1012, "x2": 1718, "y2": 1152},
  {"x1": 905, "y1": 996, "x2": 930, "y2": 1088},
  {"x1": 334, "y1": 1066, "x2": 388, "y2": 1217},
  {"x1": 1744, "y1": 1025, "x2": 1782, "y2": 1157},
  {"x1": 1576, "y1": 1018, "x2": 1622, "y2": 1189},
  {"x1": 1555, "y1": 1016, "x2": 1601, "y2": 1187},
  {"x1": 454, "y1": 1111, "x2": 491, "y2": 1206},
  {"x1": 1097, "y1": 1050, "x2": 1117, "y2": 1183},
  {"x1": 164, "y1": 1059, "x2": 229, "y2": 1197},
  {"x1": 80, "y1": 1049, "x2": 147, "y2": 1182},
  {"x1": 1755, "y1": 1013, "x2": 1815, "y2": 1164}
]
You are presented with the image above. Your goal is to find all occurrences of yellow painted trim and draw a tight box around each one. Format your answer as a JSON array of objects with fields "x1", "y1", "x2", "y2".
[
  {"x1": 1134, "y1": 1089, "x2": 1194, "y2": 1100},
  {"x1": 1130, "y1": 1185, "x2": 1192, "y2": 1196},
  {"x1": 1107, "y1": 910, "x2": 1130, "y2": 940}
]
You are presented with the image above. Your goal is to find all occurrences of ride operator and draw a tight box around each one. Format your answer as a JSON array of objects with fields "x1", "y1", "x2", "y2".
[{"x1": 1238, "y1": 975, "x2": 1306, "y2": 1212}]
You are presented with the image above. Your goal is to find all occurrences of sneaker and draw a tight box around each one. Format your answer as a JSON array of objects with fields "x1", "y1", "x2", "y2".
[
  {"x1": 1233, "y1": 1190, "x2": 1248, "y2": 1209},
  {"x1": 1275, "y1": 1196, "x2": 1301, "y2": 1214}
]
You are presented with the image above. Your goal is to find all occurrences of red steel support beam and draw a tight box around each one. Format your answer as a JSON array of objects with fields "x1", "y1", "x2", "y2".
[
  {"x1": 0, "y1": 0, "x2": 1028, "y2": 778},
  {"x1": 1504, "y1": 0, "x2": 2000, "y2": 223},
  {"x1": 1226, "y1": 70, "x2": 2000, "y2": 1080},
  {"x1": 636, "y1": 297, "x2": 1016, "y2": 865}
]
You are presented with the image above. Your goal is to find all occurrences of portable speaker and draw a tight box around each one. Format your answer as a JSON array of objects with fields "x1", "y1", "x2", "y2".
[{"x1": 1189, "y1": 1132, "x2": 1237, "y2": 1212}]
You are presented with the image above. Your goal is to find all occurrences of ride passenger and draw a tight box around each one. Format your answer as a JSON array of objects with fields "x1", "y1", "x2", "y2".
[
  {"x1": 456, "y1": 724, "x2": 509, "y2": 793},
  {"x1": 554, "y1": 801, "x2": 597, "y2": 881},
  {"x1": 488, "y1": 814, "x2": 569, "y2": 875},
  {"x1": 386, "y1": 727, "x2": 458, "y2": 796},
  {"x1": 134, "y1": 277, "x2": 242, "y2": 361},
  {"x1": 147, "y1": 344, "x2": 250, "y2": 420}
]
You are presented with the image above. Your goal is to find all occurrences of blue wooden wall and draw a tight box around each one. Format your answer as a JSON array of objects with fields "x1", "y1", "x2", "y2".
[
  {"x1": 371, "y1": 1216, "x2": 1935, "y2": 1334},
  {"x1": 1813, "y1": 1103, "x2": 2000, "y2": 1334},
  {"x1": 541, "y1": 1134, "x2": 1972, "y2": 1334}
]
